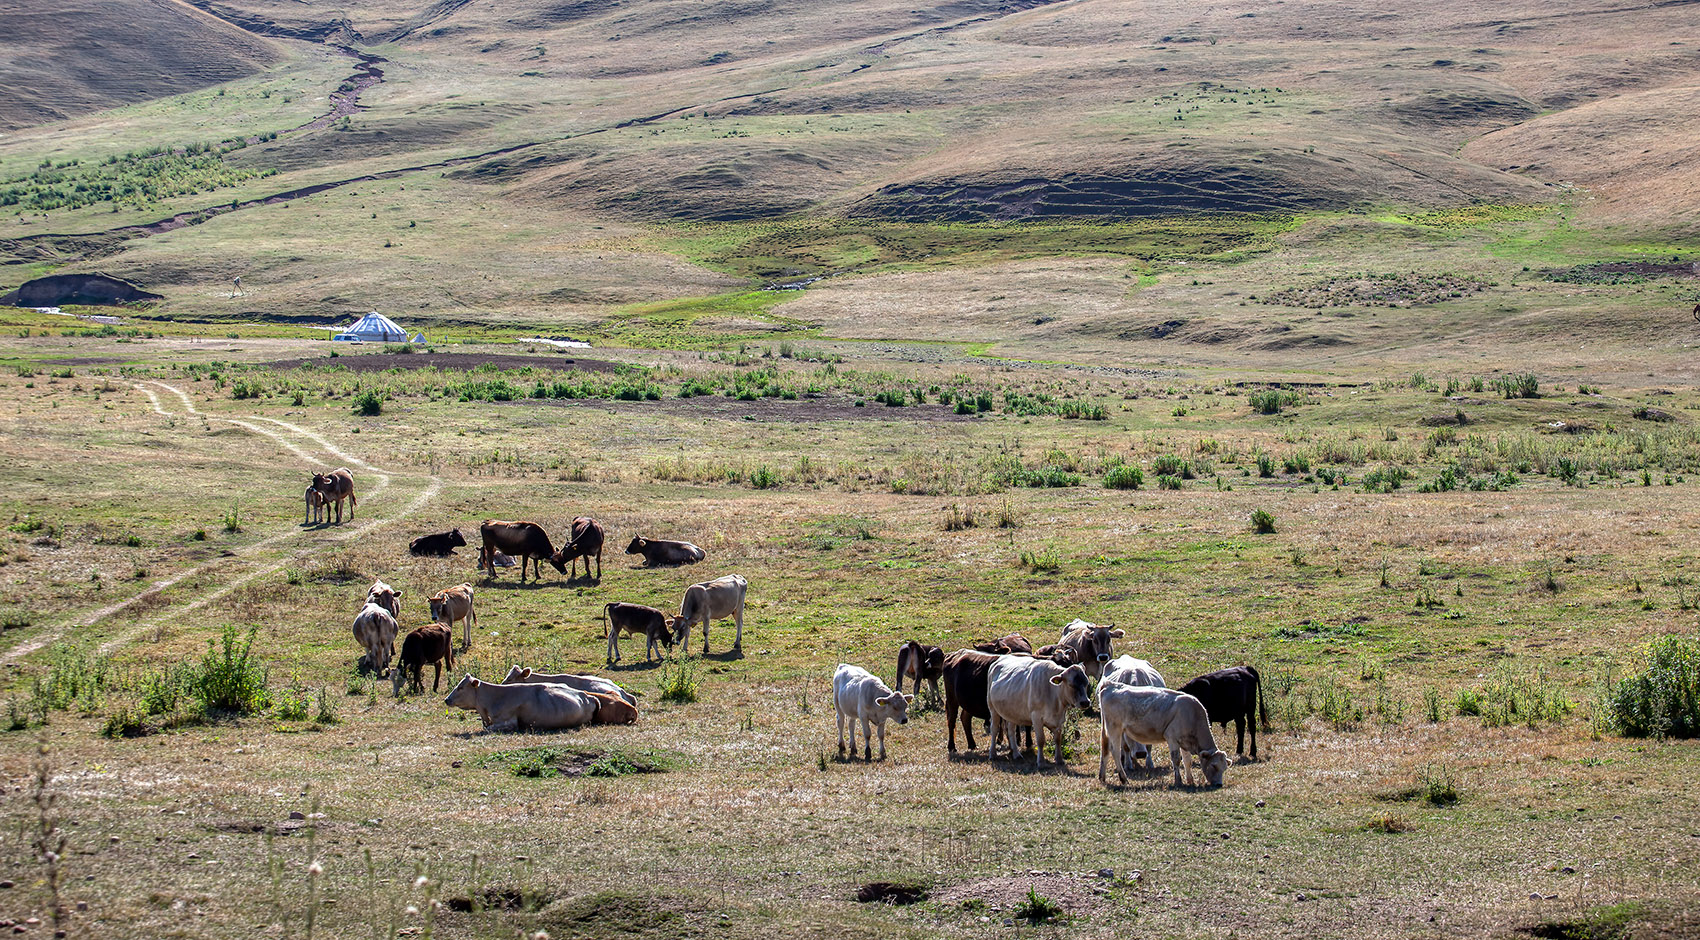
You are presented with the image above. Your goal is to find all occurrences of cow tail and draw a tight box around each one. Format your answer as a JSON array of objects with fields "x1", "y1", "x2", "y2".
[
  {"x1": 1253, "y1": 665, "x2": 1269, "y2": 731},
  {"x1": 896, "y1": 643, "x2": 911, "y2": 689},
  {"x1": 601, "y1": 603, "x2": 614, "y2": 638}
]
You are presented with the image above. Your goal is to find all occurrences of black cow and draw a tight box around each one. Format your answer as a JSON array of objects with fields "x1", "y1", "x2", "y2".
[
  {"x1": 895, "y1": 641, "x2": 945, "y2": 701},
  {"x1": 394, "y1": 623, "x2": 455, "y2": 695},
  {"x1": 603, "y1": 601, "x2": 676, "y2": 664},
  {"x1": 478, "y1": 520, "x2": 566, "y2": 583},
  {"x1": 409, "y1": 529, "x2": 466, "y2": 557},
  {"x1": 625, "y1": 536, "x2": 705, "y2": 567},
  {"x1": 1179, "y1": 666, "x2": 1269, "y2": 761}
]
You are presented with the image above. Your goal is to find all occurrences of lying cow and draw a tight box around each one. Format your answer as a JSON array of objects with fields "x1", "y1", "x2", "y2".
[
  {"x1": 445, "y1": 675, "x2": 597, "y2": 732},
  {"x1": 1056, "y1": 619, "x2": 1125, "y2": 680},
  {"x1": 895, "y1": 641, "x2": 945, "y2": 701},
  {"x1": 973, "y1": 633, "x2": 1033, "y2": 655},
  {"x1": 1101, "y1": 655, "x2": 1167, "y2": 772},
  {"x1": 478, "y1": 520, "x2": 565, "y2": 583},
  {"x1": 312, "y1": 468, "x2": 356, "y2": 524},
  {"x1": 603, "y1": 602, "x2": 676, "y2": 664},
  {"x1": 393, "y1": 622, "x2": 454, "y2": 695},
  {"x1": 625, "y1": 536, "x2": 705, "y2": 567},
  {"x1": 673, "y1": 574, "x2": 747, "y2": 654},
  {"x1": 1098, "y1": 682, "x2": 1228, "y2": 788},
  {"x1": 428, "y1": 582, "x2": 476, "y2": 650},
  {"x1": 1179, "y1": 666, "x2": 1269, "y2": 761},
  {"x1": 304, "y1": 486, "x2": 327, "y2": 525},
  {"x1": 585, "y1": 690, "x2": 639, "y2": 725},
  {"x1": 553, "y1": 516, "x2": 604, "y2": 581},
  {"x1": 834, "y1": 664, "x2": 912, "y2": 761},
  {"x1": 500, "y1": 666, "x2": 637, "y2": 707},
  {"x1": 410, "y1": 529, "x2": 467, "y2": 557},
  {"x1": 987, "y1": 656, "x2": 1093, "y2": 768}
]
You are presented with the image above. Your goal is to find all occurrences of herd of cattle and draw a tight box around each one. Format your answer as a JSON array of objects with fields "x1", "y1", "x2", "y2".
[{"x1": 318, "y1": 470, "x2": 1266, "y2": 788}]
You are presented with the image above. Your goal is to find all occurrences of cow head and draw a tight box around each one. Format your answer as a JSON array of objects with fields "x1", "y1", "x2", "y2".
[
  {"x1": 1199, "y1": 749, "x2": 1228, "y2": 787},
  {"x1": 545, "y1": 552, "x2": 568, "y2": 573},
  {"x1": 589, "y1": 692, "x2": 639, "y2": 725},
  {"x1": 367, "y1": 581, "x2": 402, "y2": 617},
  {"x1": 625, "y1": 536, "x2": 648, "y2": 555},
  {"x1": 312, "y1": 472, "x2": 330, "y2": 491},
  {"x1": 502, "y1": 665, "x2": 533, "y2": 683},
  {"x1": 428, "y1": 592, "x2": 448, "y2": 623},
  {"x1": 1048, "y1": 664, "x2": 1094, "y2": 710},
  {"x1": 445, "y1": 674, "x2": 480, "y2": 709},
  {"x1": 448, "y1": 529, "x2": 466, "y2": 547},
  {"x1": 922, "y1": 646, "x2": 945, "y2": 674},
  {"x1": 668, "y1": 614, "x2": 692, "y2": 645},
  {"x1": 874, "y1": 691, "x2": 916, "y2": 725}
]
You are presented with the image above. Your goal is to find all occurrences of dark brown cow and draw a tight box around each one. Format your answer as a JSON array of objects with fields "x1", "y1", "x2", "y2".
[
  {"x1": 1178, "y1": 666, "x2": 1269, "y2": 761},
  {"x1": 895, "y1": 641, "x2": 945, "y2": 700},
  {"x1": 478, "y1": 520, "x2": 565, "y2": 583},
  {"x1": 409, "y1": 529, "x2": 466, "y2": 557},
  {"x1": 602, "y1": 601, "x2": 676, "y2": 664},
  {"x1": 625, "y1": 536, "x2": 705, "y2": 567},
  {"x1": 942, "y1": 649, "x2": 1033, "y2": 754},
  {"x1": 394, "y1": 622, "x2": 455, "y2": 695},
  {"x1": 311, "y1": 468, "x2": 356, "y2": 523},
  {"x1": 552, "y1": 516, "x2": 604, "y2": 581},
  {"x1": 972, "y1": 633, "x2": 1033, "y2": 655}
]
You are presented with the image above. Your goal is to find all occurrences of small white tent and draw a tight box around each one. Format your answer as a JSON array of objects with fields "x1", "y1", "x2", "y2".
[{"x1": 333, "y1": 311, "x2": 414, "y2": 343}]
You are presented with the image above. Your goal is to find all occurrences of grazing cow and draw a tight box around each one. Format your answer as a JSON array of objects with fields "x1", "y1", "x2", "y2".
[
  {"x1": 1179, "y1": 666, "x2": 1269, "y2": 761},
  {"x1": 1101, "y1": 656, "x2": 1167, "y2": 771},
  {"x1": 1098, "y1": 682, "x2": 1228, "y2": 788},
  {"x1": 987, "y1": 656, "x2": 1094, "y2": 768},
  {"x1": 409, "y1": 529, "x2": 466, "y2": 557},
  {"x1": 973, "y1": 633, "x2": 1033, "y2": 655},
  {"x1": 672, "y1": 574, "x2": 747, "y2": 654},
  {"x1": 552, "y1": 517, "x2": 604, "y2": 581},
  {"x1": 478, "y1": 520, "x2": 565, "y2": 583},
  {"x1": 895, "y1": 641, "x2": 945, "y2": 701},
  {"x1": 1056, "y1": 619, "x2": 1126, "y2": 679},
  {"x1": 304, "y1": 485, "x2": 327, "y2": 525},
  {"x1": 834, "y1": 664, "x2": 913, "y2": 761},
  {"x1": 585, "y1": 690, "x2": 639, "y2": 725},
  {"x1": 428, "y1": 583, "x2": 476, "y2": 650},
  {"x1": 444, "y1": 675, "x2": 597, "y2": 732},
  {"x1": 500, "y1": 666, "x2": 637, "y2": 707},
  {"x1": 625, "y1": 536, "x2": 705, "y2": 567},
  {"x1": 602, "y1": 602, "x2": 675, "y2": 665},
  {"x1": 393, "y1": 622, "x2": 454, "y2": 695},
  {"x1": 353, "y1": 602, "x2": 398, "y2": 677},
  {"x1": 312, "y1": 468, "x2": 356, "y2": 523}
]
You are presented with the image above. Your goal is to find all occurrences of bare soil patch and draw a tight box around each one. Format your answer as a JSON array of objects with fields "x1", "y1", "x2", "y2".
[
  {"x1": 513, "y1": 392, "x2": 979, "y2": 423},
  {"x1": 262, "y1": 351, "x2": 622, "y2": 373},
  {"x1": 932, "y1": 872, "x2": 1118, "y2": 923}
]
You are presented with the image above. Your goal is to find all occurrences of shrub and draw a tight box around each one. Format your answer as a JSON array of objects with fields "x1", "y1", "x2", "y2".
[
  {"x1": 101, "y1": 705, "x2": 148, "y2": 738},
  {"x1": 198, "y1": 625, "x2": 269, "y2": 715},
  {"x1": 1493, "y1": 373, "x2": 1540, "y2": 399},
  {"x1": 1250, "y1": 508, "x2": 1276, "y2": 534},
  {"x1": 1156, "y1": 474, "x2": 1182, "y2": 490},
  {"x1": 1152, "y1": 454, "x2": 1187, "y2": 477},
  {"x1": 1013, "y1": 888, "x2": 1064, "y2": 923},
  {"x1": 1256, "y1": 453, "x2": 1275, "y2": 478},
  {"x1": 1248, "y1": 389, "x2": 1284, "y2": 414},
  {"x1": 1018, "y1": 546, "x2": 1061, "y2": 573},
  {"x1": 1103, "y1": 465, "x2": 1144, "y2": 490},
  {"x1": 352, "y1": 388, "x2": 384, "y2": 415},
  {"x1": 657, "y1": 654, "x2": 699, "y2": 704},
  {"x1": 749, "y1": 465, "x2": 780, "y2": 489},
  {"x1": 275, "y1": 684, "x2": 311, "y2": 721},
  {"x1": 1605, "y1": 634, "x2": 1700, "y2": 738}
]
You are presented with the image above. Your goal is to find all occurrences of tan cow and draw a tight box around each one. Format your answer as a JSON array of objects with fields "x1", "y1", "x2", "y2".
[
  {"x1": 986, "y1": 656, "x2": 1093, "y2": 768},
  {"x1": 1056, "y1": 618, "x2": 1125, "y2": 679},
  {"x1": 365, "y1": 580, "x2": 402, "y2": 618},
  {"x1": 500, "y1": 666, "x2": 637, "y2": 707},
  {"x1": 1101, "y1": 655, "x2": 1167, "y2": 772},
  {"x1": 1097, "y1": 681, "x2": 1228, "y2": 789},
  {"x1": 585, "y1": 690, "x2": 639, "y2": 724},
  {"x1": 304, "y1": 485, "x2": 327, "y2": 525},
  {"x1": 672, "y1": 574, "x2": 747, "y2": 655},
  {"x1": 428, "y1": 583, "x2": 476, "y2": 650},
  {"x1": 312, "y1": 468, "x2": 356, "y2": 523},
  {"x1": 445, "y1": 675, "x2": 598, "y2": 732}
]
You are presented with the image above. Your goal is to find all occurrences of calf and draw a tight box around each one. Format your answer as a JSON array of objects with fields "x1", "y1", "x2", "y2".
[
  {"x1": 1179, "y1": 666, "x2": 1269, "y2": 761},
  {"x1": 352, "y1": 602, "x2": 398, "y2": 677},
  {"x1": 393, "y1": 622, "x2": 454, "y2": 695},
  {"x1": 834, "y1": 664, "x2": 913, "y2": 761},
  {"x1": 895, "y1": 641, "x2": 945, "y2": 701},
  {"x1": 500, "y1": 666, "x2": 637, "y2": 707},
  {"x1": 673, "y1": 574, "x2": 747, "y2": 654},
  {"x1": 1098, "y1": 682, "x2": 1228, "y2": 788},
  {"x1": 585, "y1": 690, "x2": 639, "y2": 725},
  {"x1": 312, "y1": 468, "x2": 356, "y2": 523},
  {"x1": 428, "y1": 582, "x2": 476, "y2": 650},
  {"x1": 304, "y1": 486, "x2": 327, "y2": 525},
  {"x1": 973, "y1": 633, "x2": 1033, "y2": 655},
  {"x1": 1101, "y1": 655, "x2": 1167, "y2": 772},
  {"x1": 987, "y1": 657, "x2": 1093, "y2": 768},
  {"x1": 1056, "y1": 619, "x2": 1125, "y2": 680},
  {"x1": 445, "y1": 675, "x2": 597, "y2": 732},
  {"x1": 409, "y1": 529, "x2": 466, "y2": 557},
  {"x1": 478, "y1": 520, "x2": 565, "y2": 583},
  {"x1": 603, "y1": 602, "x2": 675, "y2": 664},
  {"x1": 552, "y1": 517, "x2": 604, "y2": 581},
  {"x1": 625, "y1": 536, "x2": 706, "y2": 567}
]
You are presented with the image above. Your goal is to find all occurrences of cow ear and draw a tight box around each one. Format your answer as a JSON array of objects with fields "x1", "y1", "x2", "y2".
[
  {"x1": 1109, "y1": 628, "x2": 1124, "y2": 638},
  {"x1": 902, "y1": 694, "x2": 914, "y2": 705},
  {"x1": 519, "y1": 667, "x2": 531, "y2": 678},
  {"x1": 1049, "y1": 674, "x2": 1064, "y2": 685},
  {"x1": 874, "y1": 694, "x2": 890, "y2": 706},
  {"x1": 470, "y1": 677, "x2": 481, "y2": 687}
]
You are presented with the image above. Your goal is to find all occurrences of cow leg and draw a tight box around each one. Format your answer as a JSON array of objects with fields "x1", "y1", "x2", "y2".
[
  {"x1": 1169, "y1": 743, "x2": 1186, "y2": 787},
  {"x1": 732, "y1": 603, "x2": 743, "y2": 652},
  {"x1": 862, "y1": 717, "x2": 873, "y2": 760},
  {"x1": 987, "y1": 713, "x2": 1002, "y2": 760},
  {"x1": 607, "y1": 626, "x2": 619, "y2": 665},
  {"x1": 1098, "y1": 722, "x2": 1109, "y2": 783},
  {"x1": 488, "y1": 718, "x2": 519, "y2": 733},
  {"x1": 947, "y1": 702, "x2": 959, "y2": 753},
  {"x1": 1248, "y1": 709, "x2": 1258, "y2": 761},
  {"x1": 875, "y1": 719, "x2": 887, "y2": 761},
  {"x1": 594, "y1": 550, "x2": 601, "y2": 581},
  {"x1": 1034, "y1": 724, "x2": 1047, "y2": 769},
  {"x1": 1054, "y1": 721, "x2": 1066, "y2": 768},
  {"x1": 837, "y1": 708, "x2": 847, "y2": 756},
  {"x1": 1236, "y1": 717, "x2": 1247, "y2": 759}
]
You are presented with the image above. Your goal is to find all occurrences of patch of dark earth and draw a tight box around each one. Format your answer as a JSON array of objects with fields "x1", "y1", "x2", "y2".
[
  {"x1": 507, "y1": 393, "x2": 980, "y2": 422},
  {"x1": 261, "y1": 352, "x2": 623, "y2": 373},
  {"x1": 1259, "y1": 274, "x2": 1490, "y2": 308}
]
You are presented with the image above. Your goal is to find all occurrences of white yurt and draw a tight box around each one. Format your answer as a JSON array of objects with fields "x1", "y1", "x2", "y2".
[{"x1": 332, "y1": 311, "x2": 414, "y2": 343}]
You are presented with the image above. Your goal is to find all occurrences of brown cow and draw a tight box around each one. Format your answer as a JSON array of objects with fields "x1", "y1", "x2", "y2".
[
  {"x1": 311, "y1": 468, "x2": 356, "y2": 523},
  {"x1": 478, "y1": 520, "x2": 565, "y2": 583},
  {"x1": 304, "y1": 486, "x2": 327, "y2": 525},
  {"x1": 625, "y1": 536, "x2": 705, "y2": 567},
  {"x1": 394, "y1": 622, "x2": 455, "y2": 695},
  {"x1": 603, "y1": 602, "x2": 676, "y2": 664},
  {"x1": 942, "y1": 649, "x2": 1033, "y2": 754},
  {"x1": 552, "y1": 516, "x2": 604, "y2": 581},
  {"x1": 585, "y1": 690, "x2": 639, "y2": 724},
  {"x1": 973, "y1": 633, "x2": 1034, "y2": 655},
  {"x1": 895, "y1": 641, "x2": 945, "y2": 701}
]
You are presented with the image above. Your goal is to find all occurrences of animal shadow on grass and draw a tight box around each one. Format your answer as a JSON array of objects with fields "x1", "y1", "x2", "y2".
[
  {"x1": 565, "y1": 573, "x2": 601, "y2": 587},
  {"x1": 703, "y1": 649, "x2": 744, "y2": 663},
  {"x1": 607, "y1": 660, "x2": 662, "y2": 674}
]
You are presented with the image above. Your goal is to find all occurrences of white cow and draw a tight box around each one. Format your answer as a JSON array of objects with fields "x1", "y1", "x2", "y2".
[
  {"x1": 1101, "y1": 655, "x2": 1167, "y2": 772},
  {"x1": 986, "y1": 656, "x2": 1093, "y2": 768},
  {"x1": 444, "y1": 675, "x2": 598, "y2": 732},
  {"x1": 834, "y1": 664, "x2": 912, "y2": 761},
  {"x1": 673, "y1": 574, "x2": 748, "y2": 654},
  {"x1": 500, "y1": 666, "x2": 637, "y2": 706},
  {"x1": 352, "y1": 602, "x2": 398, "y2": 677},
  {"x1": 1097, "y1": 681, "x2": 1229, "y2": 789}
]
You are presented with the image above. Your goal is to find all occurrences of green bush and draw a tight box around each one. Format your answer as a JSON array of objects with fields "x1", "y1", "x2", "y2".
[
  {"x1": 1156, "y1": 474, "x2": 1183, "y2": 490},
  {"x1": 1103, "y1": 465, "x2": 1144, "y2": 490},
  {"x1": 1605, "y1": 634, "x2": 1700, "y2": 738},
  {"x1": 1256, "y1": 453, "x2": 1275, "y2": 478},
  {"x1": 198, "y1": 625, "x2": 269, "y2": 715},
  {"x1": 1250, "y1": 508, "x2": 1276, "y2": 534},
  {"x1": 1248, "y1": 390, "x2": 1284, "y2": 414},
  {"x1": 352, "y1": 388, "x2": 384, "y2": 415},
  {"x1": 1152, "y1": 454, "x2": 1188, "y2": 477},
  {"x1": 657, "y1": 654, "x2": 700, "y2": 704},
  {"x1": 1492, "y1": 373, "x2": 1540, "y2": 399},
  {"x1": 749, "y1": 465, "x2": 780, "y2": 489}
]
